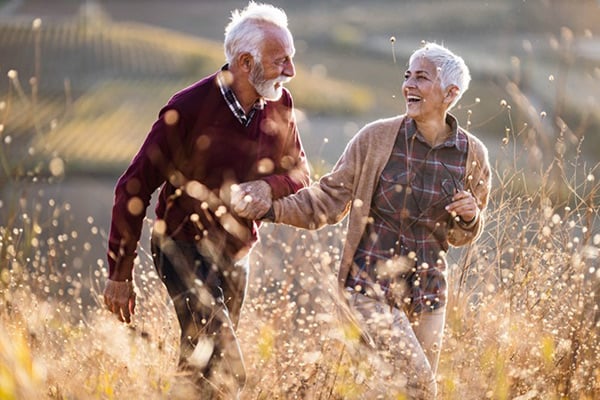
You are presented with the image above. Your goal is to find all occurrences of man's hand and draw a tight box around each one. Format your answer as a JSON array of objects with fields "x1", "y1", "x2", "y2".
[
  {"x1": 231, "y1": 180, "x2": 272, "y2": 220},
  {"x1": 103, "y1": 279, "x2": 136, "y2": 323}
]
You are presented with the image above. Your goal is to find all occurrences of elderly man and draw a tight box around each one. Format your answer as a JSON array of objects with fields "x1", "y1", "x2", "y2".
[{"x1": 103, "y1": 2, "x2": 309, "y2": 398}]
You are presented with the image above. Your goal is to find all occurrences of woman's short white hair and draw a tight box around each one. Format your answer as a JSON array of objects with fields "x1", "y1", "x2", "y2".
[
  {"x1": 224, "y1": 1, "x2": 290, "y2": 64},
  {"x1": 410, "y1": 42, "x2": 471, "y2": 109}
]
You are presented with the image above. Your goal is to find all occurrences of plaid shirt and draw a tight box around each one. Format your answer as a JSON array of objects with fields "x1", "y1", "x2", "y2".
[
  {"x1": 348, "y1": 115, "x2": 468, "y2": 314},
  {"x1": 217, "y1": 65, "x2": 265, "y2": 127}
]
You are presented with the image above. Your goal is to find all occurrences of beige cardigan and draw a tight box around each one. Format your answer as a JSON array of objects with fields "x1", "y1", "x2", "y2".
[{"x1": 272, "y1": 115, "x2": 492, "y2": 289}]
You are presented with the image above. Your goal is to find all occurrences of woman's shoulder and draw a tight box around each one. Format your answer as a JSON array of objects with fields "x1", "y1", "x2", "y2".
[
  {"x1": 362, "y1": 115, "x2": 404, "y2": 132},
  {"x1": 460, "y1": 127, "x2": 491, "y2": 185},
  {"x1": 354, "y1": 115, "x2": 404, "y2": 143},
  {"x1": 459, "y1": 125, "x2": 489, "y2": 160}
]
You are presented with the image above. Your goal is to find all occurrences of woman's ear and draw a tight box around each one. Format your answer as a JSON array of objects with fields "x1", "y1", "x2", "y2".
[{"x1": 444, "y1": 85, "x2": 459, "y2": 105}]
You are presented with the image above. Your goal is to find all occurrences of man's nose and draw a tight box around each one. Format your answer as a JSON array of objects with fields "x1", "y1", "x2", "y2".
[{"x1": 283, "y1": 60, "x2": 295, "y2": 78}]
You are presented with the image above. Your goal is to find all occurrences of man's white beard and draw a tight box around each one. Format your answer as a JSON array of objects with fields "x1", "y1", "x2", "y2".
[
  {"x1": 255, "y1": 78, "x2": 284, "y2": 100},
  {"x1": 250, "y1": 64, "x2": 289, "y2": 101}
]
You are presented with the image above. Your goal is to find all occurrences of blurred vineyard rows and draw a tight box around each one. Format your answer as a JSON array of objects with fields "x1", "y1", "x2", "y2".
[
  {"x1": 0, "y1": 3, "x2": 373, "y2": 177},
  {"x1": 0, "y1": 1, "x2": 599, "y2": 179}
]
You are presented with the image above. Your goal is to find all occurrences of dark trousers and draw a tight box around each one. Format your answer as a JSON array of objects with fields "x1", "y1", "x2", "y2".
[{"x1": 151, "y1": 237, "x2": 249, "y2": 399}]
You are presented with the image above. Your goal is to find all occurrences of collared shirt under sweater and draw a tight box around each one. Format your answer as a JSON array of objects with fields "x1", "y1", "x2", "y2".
[{"x1": 107, "y1": 68, "x2": 310, "y2": 278}]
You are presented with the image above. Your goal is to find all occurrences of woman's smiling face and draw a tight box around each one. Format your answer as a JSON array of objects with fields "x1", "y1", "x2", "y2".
[{"x1": 402, "y1": 56, "x2": 448, "y2": 121}]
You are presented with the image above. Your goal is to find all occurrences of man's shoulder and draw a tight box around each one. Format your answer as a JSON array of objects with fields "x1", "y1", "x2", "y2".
[{"x1": 169, "y1": 72, "x2": 219, "y2": 107}]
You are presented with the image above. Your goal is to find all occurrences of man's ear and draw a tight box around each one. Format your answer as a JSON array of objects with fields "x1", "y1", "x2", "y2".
[{"x1": 238, "y1": 53, "x2": 254, "y2": 72}]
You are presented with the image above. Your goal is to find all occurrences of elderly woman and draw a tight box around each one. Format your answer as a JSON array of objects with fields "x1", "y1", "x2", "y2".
[{"x1": 235, "y1": 42, "x2": 491, "y2": 398}]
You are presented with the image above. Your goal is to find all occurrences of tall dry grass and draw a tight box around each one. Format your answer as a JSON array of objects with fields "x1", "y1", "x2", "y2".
[{"x1": 0, "y1": 16, "x2": 599, "y2": 400}]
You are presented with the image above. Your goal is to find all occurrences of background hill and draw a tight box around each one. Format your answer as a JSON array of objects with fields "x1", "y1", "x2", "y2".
[
  {"x1": 0, "y1": 2, "x2": 374, "y2": 175},
  {"x1": 1, "y1": 0, "x2": 599, "y2": 176}
]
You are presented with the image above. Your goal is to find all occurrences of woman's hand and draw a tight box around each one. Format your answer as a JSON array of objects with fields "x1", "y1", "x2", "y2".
[{"x1": 445, "y1": 190, "x2": 479, "y2": 225}]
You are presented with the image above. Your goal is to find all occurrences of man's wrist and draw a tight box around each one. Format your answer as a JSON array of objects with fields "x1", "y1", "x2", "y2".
[
  {"x1": 108, "y1": 277, "x2": 133, "y2": 284},
  {"x1": 108, "y1": 267, "x2": 133, "y2": 282},
  {"x1": 261, "y1": 205, "x2": 275, "y2": 222}
]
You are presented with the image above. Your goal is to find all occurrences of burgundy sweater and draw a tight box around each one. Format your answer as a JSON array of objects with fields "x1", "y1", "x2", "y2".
[{"x1": 107, "y1": 71, "x2": 310, "y2": 279}]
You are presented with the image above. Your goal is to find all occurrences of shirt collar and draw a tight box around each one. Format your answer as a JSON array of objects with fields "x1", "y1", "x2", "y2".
[
  {"x1": 217, "y1": 65, "x2": 265, "y2": 127},
  {"x1": 406, "y1": 113, "x2": 461, "y2": 149}
]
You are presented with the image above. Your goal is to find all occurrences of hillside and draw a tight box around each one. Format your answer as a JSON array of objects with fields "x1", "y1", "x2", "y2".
[
  {"x1": 0, "y1": 6, "x2": 373, "y2": 176},
  {"x1": 2, "y1": 0, "x2": 599, "y2": 180}
]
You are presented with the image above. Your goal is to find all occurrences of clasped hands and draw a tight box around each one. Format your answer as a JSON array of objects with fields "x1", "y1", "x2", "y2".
[{"x1": 230, "y1": 180, "x2": 272, "y2": 220}]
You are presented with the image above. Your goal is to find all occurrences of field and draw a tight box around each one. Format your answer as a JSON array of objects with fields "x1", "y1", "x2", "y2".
[{"x1": 0, "y1": 0, "x2": 599, "y2": 399}]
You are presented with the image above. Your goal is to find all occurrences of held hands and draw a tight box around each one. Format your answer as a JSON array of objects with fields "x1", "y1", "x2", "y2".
[
  {"x1": 445, "y1": 190, "x2": 479, "y2": 226},
  {"x1": 231, "y1": 180, "x2": 272, "y2": 220},
  {"x1": 103, "y1": 279, "x2": 136, "y2": 323}
]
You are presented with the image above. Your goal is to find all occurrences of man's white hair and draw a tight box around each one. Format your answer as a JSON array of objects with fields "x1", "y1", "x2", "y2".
[{"x1": 224, "y1": 1, "x2": 290, "y2": 64}]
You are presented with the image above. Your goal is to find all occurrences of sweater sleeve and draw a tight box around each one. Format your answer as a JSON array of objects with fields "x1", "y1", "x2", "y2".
[
  {"x1": 448, "y1": 133, "x2": 492, "y2": 246},
  {"x1": 270, "y1": 116, "x2": 402, "y2": 232},
  {"x1": 271, "y1": 129, "x2": 362, "y2": 229},
  {"x1": 106, "y1": 106, "x2": 181, "y2": 280}
]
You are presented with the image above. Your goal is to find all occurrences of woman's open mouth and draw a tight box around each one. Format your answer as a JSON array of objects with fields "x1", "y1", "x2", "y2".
[{"x1": 406, "y1": 95, "x2": 422, "y2": 103}]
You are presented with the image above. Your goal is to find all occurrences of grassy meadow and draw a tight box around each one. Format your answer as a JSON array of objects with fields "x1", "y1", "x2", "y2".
[{"x1": 1, "y1": 0, "x2": 599, "y2": 399}]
